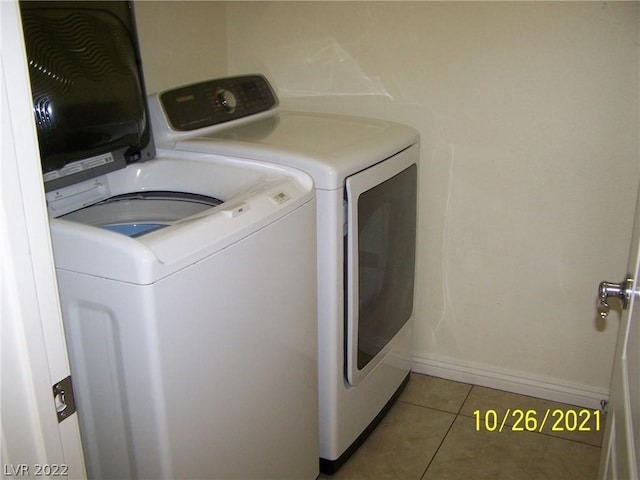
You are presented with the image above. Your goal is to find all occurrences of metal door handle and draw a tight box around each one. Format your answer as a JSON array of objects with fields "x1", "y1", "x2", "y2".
[{"x1": 598, "y1": 277, "x2": 633, "y2": 319}]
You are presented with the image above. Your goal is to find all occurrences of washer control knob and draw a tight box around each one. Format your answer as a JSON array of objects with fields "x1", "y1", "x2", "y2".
[{"x1": 216, "y1": 88, "x2": 237, "y2": 113}]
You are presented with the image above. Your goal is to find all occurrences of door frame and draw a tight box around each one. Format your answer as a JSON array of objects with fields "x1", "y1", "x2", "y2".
[
  {"x1": 598, "y1": 182, "x2": 640, "y2": 480},
  {"x1": 1, "y1": 1, "x2": 86, "y2": 476}
]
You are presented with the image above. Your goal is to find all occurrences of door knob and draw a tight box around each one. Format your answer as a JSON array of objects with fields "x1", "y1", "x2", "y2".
[{"x1": 598, "y1": 277, "x2": 633, "y2": 319}]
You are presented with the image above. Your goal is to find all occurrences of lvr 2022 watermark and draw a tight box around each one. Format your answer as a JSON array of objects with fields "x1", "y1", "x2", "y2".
[{"x1": 3, "y1": 464, "x2": 69, "y2": 477}]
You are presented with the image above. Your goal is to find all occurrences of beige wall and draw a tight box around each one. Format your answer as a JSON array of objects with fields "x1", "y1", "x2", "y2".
[
  {"x1": 136, "y1": 1, "x2": 640, "y2": 404},
  {"x1": 135, "y1": 1, "x2": 227, "y2": 94}
]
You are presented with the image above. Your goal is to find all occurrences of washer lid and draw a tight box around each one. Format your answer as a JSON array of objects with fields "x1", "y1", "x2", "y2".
[{"x1": 20, "y1": 1, "x2": 155, "y2": 192}]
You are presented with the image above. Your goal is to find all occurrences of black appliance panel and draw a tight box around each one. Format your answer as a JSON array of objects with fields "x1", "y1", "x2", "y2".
[
  {"x1": 20, "y1": 1, "x2": 155, "y2": 191},
  {"x1": 159, "y1": 75, "x2": 278, "y2": 132}
]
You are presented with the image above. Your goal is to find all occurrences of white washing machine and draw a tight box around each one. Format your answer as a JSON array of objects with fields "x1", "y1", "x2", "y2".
[
  {"x1": 20, "y1": 4, "x2": 318, "y2": 479},
  {"x1": 149, "y1": 75, "x2": 420, "y2": 473}
]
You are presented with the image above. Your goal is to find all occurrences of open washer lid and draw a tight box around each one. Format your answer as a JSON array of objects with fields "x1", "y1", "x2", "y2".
[{"x1": 20, "y1": 1, "x2": 155, "y2": 192}]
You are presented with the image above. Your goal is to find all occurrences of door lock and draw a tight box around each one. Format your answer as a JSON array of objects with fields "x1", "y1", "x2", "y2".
[{"x1": 598, "y1": 276, "x2": 633, "y2": 319}]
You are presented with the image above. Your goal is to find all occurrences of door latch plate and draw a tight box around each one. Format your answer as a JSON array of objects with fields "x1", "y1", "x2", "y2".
[{"x1": 52, "y1": 376, "x2": 76, "y2": 423}]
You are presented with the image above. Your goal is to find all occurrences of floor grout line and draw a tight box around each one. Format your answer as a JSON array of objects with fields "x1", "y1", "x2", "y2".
[
  {"x1": 418, "y1": 385, "x2": 476, "y2": 480},
  {"x1": 418, "y1": 412, "x2": 457, "y2": 480}
]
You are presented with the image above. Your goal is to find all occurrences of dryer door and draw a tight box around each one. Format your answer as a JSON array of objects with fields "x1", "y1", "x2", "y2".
[{"x1": 345, "y1": 145, "x2": 418, "y2": 386}]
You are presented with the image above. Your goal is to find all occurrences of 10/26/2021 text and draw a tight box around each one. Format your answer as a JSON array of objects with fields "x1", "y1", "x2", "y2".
[{"x1": 474, "y1": 408, "x2": 602, "y2": 433}]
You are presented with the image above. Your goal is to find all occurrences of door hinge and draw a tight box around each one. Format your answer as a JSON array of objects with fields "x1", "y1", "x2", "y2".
[{"x1": 52, "y1": 376, "x2": 76, "y2": 423}]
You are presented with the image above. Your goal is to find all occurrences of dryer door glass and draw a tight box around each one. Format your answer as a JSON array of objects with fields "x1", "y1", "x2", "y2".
[{"x1": 345, "y1": 146, "x2": 417, "y2": 386}]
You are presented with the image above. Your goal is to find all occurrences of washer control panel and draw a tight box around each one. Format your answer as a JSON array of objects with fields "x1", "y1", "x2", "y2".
[{"x1": 159, "y1": 75, "x2": 278, "y2": 132}]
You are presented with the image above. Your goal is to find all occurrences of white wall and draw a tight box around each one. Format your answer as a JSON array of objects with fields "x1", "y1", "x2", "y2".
[
  {"x1": 226, "y1": 1, "x2": 640, "y2": 406},
  {"x1": 135, "y1": 1, "x2": 227, "y2": 94},
  {"x1": 137, "y1": 1, "x2": 640, "y2": 406}
]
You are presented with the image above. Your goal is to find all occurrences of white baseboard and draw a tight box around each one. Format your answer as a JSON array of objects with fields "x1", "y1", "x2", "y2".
[{"x1": 412, "y1": 351, "x2": 609, "y2": 410}]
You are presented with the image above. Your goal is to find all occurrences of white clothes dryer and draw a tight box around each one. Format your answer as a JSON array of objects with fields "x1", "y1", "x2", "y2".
[
  {"x1": 20, "y1": 4, "x2": 318, "y2": 479},
  {"x1": 149, "y1": 75, "x2": 420, "y2": 473}
]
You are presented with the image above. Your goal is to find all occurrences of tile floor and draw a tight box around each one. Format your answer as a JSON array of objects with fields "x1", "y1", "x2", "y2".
[{"x1": 322, "y1": 373, "x2": 604, "y2": 480}]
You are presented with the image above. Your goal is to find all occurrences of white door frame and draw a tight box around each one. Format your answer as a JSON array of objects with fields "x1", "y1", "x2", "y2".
[
  {"x1": 597, "y1": 190, "x2": 640, "y2": 477},
  {"x1": 1, "y1": 1, "x2": 86, "y2": 477}
]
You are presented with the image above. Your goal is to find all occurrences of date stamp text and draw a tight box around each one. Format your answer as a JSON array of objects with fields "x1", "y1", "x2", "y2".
[{"x1": 474, "y1": 408, "x2": 602, "y2": 433}]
